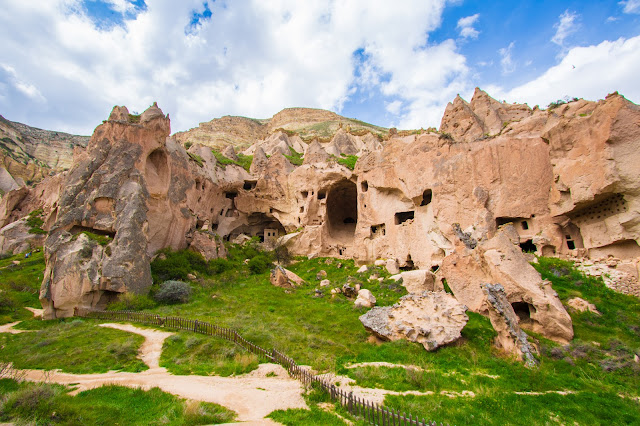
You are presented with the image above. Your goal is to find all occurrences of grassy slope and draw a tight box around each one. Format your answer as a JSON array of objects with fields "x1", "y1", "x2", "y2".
[
  {"x1": 0, "y1": 380, "x2": 236, "y2": 425},
  {"x1": 0, "y1": 319, "x2": 147, "y2": 373},
  {"x1": 0, "y1": 245, "x2": 638, "y2": 424},
  {"x1": 0, "y1": 250, "x2": 45, "y2": 324},
  {"x1": 146, "y1": 248, "x2": 640, "y2": 425}
]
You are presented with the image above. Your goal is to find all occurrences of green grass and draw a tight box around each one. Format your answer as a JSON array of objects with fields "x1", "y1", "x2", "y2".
[
  {"x1": 160, "y1": 331, "x2": 259, "y2": 376},
  {"x1": 0, "y1": 250, "x2": 45, "y2": 324},
  {"x1": 284, "y1": 147, "x2": 304, "y2": 166},
  {"x1": 0, "y1": 319, "x2": 147, "y2": 373},
  {"x1": 187, "y1": 152, "x2": 204, "y2": 167},
  {"x1": 26, "y1": 209, "x2": 46, "y2": 234},
  {"x1": 0, "y1": 380, "x2": 236, "y2": 425},
  {"x1": 211, "y1": 149, "x2": 253, "y2": 171},
  {"x1": 337, "y1": 154, "x2": 358, "y2": 170}
]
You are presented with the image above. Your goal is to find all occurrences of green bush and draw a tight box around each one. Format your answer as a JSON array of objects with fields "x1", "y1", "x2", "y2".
[
  {"x1": 209, "y1": 258, "x2": 232, "y2": 274},
  {"x1": 337, "y1": 154, "x2": 358, "y2": 170},
  {"x1": 26, "y1": 210, "x2": 46, "y2": 235},
  {"x1": 247, "y1": 253, "x2": 273, "y2": 274},
  {"x1": 154, "y1": 280, "x2": 192, "y2": 304},
  {"x1": 151, "y1": 249, "x2": 210, "y2": 282},
  {"x1": 107, "y1": 292, "x2": 155, "y2": 311}
]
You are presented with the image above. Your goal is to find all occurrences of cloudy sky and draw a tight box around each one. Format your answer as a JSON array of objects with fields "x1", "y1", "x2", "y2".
[{"x1": 1, "y1": 0, "x2": 639, "y2": 135}]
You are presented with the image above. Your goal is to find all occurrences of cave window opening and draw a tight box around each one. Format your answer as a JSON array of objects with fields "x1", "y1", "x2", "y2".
[
  {"x1": 521, "y1": 221, "x2": 529, "y2": 230},
  {"x1": 371, "y1": 224, "x2": 386, "y2": 238},
  {"x1": 301, "y1": 191, "x2": 308, "y2": 198},
  {"x1": 326, "y1": 180, "x2": 358, "y2": 241},
  {"x1": 519, "y1": 239, "x2": 536, "y2": 253},
  {"x1": 300, "y1": 206, "x2": 304, "y2": 213},
  {"x1": 211, "y1": 224, "x2": 218, "y2": 231},
  {"x1": 361, "y1": 181, "x2": 368, "y2": 192},
  {"x1": 225, "y1": 192, "x2": 237, "y2": 199},
  {"x1": 69, "y1": 225, "x2": 115, "y2": 238},
  {"x1": 243, "y1": 181, "x2": 257, "y2": 190},
  {"x1": 395, "y1": 211, "x2": 415, "y2": 225},
  {"x1": 566, "y1": 235, "x2": 576, "y2": 250},
  {"x1": 421, "y1": 189, "x2": 432, "y2": 206},
  {"x1": 431, "y1": 265, "x2": 439, "y2": 273},
  {"x1": 219, "y1": 209, "x2": 224, "y2": 216},
  {"x1": 318, "y1": 191, "x2": 326, "y2": 200},
  {"x1": 400, "y1": 255, "x2": 416, "y2": 271},
  {"x1": 512, "y1": 302, "x2": 536, "y2": 324}
]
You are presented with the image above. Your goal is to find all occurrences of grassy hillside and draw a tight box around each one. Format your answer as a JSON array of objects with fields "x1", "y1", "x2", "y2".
[{"x1": 0, "y1": 244, "x2": 638, "y2": 424}]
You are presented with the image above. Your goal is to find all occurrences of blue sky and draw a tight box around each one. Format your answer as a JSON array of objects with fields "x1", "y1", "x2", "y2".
[{"x1": 0, "y1": 0, "x2": 639, "y2": 134}]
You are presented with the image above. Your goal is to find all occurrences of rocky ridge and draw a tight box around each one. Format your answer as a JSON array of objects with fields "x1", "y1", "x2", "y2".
[{"x1": 0, "y1": 88, "x2": 638, "y2": 361}]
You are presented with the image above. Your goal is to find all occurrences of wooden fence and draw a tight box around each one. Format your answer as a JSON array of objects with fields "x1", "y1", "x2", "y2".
[{"x1": 86, "y1": 310, "x2": 444, "y2": 426}]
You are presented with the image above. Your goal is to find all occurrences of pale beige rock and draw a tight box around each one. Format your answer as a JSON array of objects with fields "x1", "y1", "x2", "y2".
[
  {"x1": 354, "y1": 289, "x2": 376, "y2": 308},
  {"x1": 567, "y1": 297, "x2": 601, "y2": 315},
  {"x1": 360, "y1": 292, "x2": 468, "y2": 351},
  {"x1": 189, "y1": 231, "x2": 226, "y2": 261},
  {"x1": 357, "y1": 265, "x2": 369, "y2": 273},
  {"x1": 319, "y1": 279, "x2": 330, "y2": 287},
  {"x1": 270, "y1": 266, "x2": 304, "y2": 288},
  {"x1": 399, "y1": 270, "x2": 441, "y2": 293},
  {"x1": 385, "y1": 259, "x2": 400, "y2": 275},
  {"x1": 0, "y1": 217, "x2": 45, "y2": 254}
]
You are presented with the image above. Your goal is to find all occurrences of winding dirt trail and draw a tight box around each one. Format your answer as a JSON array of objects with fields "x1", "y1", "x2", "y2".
[{"x1": 2, "y1": 315, "x2": 306, "y2": 422}]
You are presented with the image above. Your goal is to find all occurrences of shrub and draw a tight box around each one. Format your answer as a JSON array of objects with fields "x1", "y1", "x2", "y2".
[
  {"x1": 187, "y1": 152, "x2": 204, "y2": 167},
  {"x1": 107, "y1": 292, "x2": 155, "y2": 311},
  {"x1": 209, "y1": 258, "x2": 231, "y2": 274},
  {"x1": 337, "y1": 154, "x2": 358, "y2": 170},
  {"x1": 154, "y1": 280, "x2": 192, "y2": 304},
  {"x1": 26, "y1": 210, "x2": 46, "y2": 235},
  {"x1": 151, "y1": 249, "x2": 210, "y2": 282},
  {"x1": 247, "y1": 254, "x2": 272, "y2": 274}
]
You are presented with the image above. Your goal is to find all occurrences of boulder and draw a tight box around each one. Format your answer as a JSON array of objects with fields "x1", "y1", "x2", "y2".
[
  {"x1": 354, "y1": 289, "x2": 376, "y2": 308},
  {"x1": 399, "y1": 270, "x2": 441, "y2": 293},
  {"x1": 567, "y1": 297, "x2": 601, "y2": 315},
  {"x1": 222, "y1": 145, "x2": 239, "y2": 161},
  {"x1": 270, "y1": 266, "x2": 304, "y2": 288},
  {"x1": 0, "y1": 218, "x2": 46, "y2": 255},
  {"x1": 359, "y1": 291, "x2": 468, "y2": 351},
  {"x1": 385, "y1": 259, "x2": 400, "y2": 275},
  {"x1": 357, "y1": 265, "x2": 369, "y2": 273},
  {"x1": 319, "y1": 279, "x2": 330, "y2": 287},
  {"x1": 483, "y1": 283, "x2": 538, "y2": 367}
]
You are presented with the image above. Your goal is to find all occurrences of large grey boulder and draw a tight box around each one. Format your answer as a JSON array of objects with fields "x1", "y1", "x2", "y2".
[{"x1": 360, "y1": 291, "x2": 468, "y2": 351}]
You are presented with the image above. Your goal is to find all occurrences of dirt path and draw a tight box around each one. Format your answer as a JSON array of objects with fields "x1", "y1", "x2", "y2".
[
  {"x1": 99, "y1": 323, "x2": 173, "y2": 370},
  {"x1": 0, "y1": 322, "x2": 30, "y2": 334},
  {"x1": 2, "y1": 319, "x2": 305, "y2": 422}
]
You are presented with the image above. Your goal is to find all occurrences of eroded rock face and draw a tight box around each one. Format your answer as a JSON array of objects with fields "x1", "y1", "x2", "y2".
[
  {"x1": 440, "y1": 225, "x2": 573, "y2": 343},
  {"x1": 39, "y1": 103, "x2": 210, "y2": 319},
  {"x1": 359, "y1": 291, "x2": 468, "y2": 351},
  {"x1": 483, "y1": 283, "x2": 538, "y2": 367},
  {"x1": 270, "y1": 266, "x2": 304, "y2": 288}
]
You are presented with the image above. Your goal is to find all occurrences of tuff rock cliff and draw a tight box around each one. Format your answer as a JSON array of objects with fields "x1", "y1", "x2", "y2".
[{"x1": 0, "y1": 88, "x2": 638, "y2": 358}]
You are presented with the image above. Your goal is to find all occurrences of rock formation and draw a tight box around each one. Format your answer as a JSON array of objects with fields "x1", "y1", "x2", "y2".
[
  {"x1": 360, "y1": 291, "x2": 468, "y2": 350},
  {"x1": 0, "y1": 88, "x2": 637, "y2": 353},
  {"x1": 482, "y1": 283, "x2": 538, "y2": 367}
]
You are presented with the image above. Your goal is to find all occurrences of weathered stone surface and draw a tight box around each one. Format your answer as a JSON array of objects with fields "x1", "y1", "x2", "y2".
[
  {"x1": 385, "y1": 259, "x2": 399, "y2": 274},
  {"x1": 189, "y1": 231, "x2": 226, "y2": 261},
  {"x1": 360, "y1": 291, "x2": 468, "y2": 351},
  {"x1": 399, "y1": 270, "x2": 441, "y2": 293},
  {"x1": 0, "y1": 217, "x2": 45, "y2": 254},
  {"x1": 567, "y1": 297, "x2": 601, "y2": 315},
  {"x1": 354, "y1": 288, "x2": 376, "y2": 308},
  {"x1": 270, "y1": 266, "x2": 304, "y2": 288},
  {"x1": 483, "y1": 283, "x2": 538, "y2": 367},
  {"x1": 440, "y1": 225, "x2": 573, "y2": 343}
]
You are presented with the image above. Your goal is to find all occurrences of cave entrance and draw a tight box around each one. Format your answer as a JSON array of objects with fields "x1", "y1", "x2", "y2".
[
  {"x1": 519, "y1": 239, "x2": 536, "y2": 253},
  {"x1": 145, "y1": 149, "x2": 169, "y2": 195},
  {"x1": 227, "y1": 213, "x2": 285, "y2": 247},
  {"x1": 326, "y1": 180, "x2": 358, "y2": 242},
  {"x1": 511, "y1": 302, "x2": 536, "y2": 326}
]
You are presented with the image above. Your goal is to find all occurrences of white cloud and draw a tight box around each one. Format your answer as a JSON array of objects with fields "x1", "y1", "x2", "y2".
[
  {"x1": 498, "y1": 42, "x2": 515, "y2": 74},
  {"x1": 385, "y1": 100, "x2": 402, "y2": 115},
  {"x1": 552, "y1": 10, "x2": 579, "y2": 47},
  {"x1": 619, "y1": 0, "x2": 640, "y2": 14},
  {"x1": 456, "y1": 14, "x2": 479, "y2": 39},
  {"x1": 486, "y1": 35, "x2": 640, "y2": 109},
  {"x1": 0, "y1": 64, "x2": 46, "y2": 102},
  {"x1": 0, "y1": 0, "x2": 470, "y2": 133}
]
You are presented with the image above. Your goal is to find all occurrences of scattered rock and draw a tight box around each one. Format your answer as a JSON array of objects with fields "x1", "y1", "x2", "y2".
[
  {"x1": 357, "y1": 265, "x2": 369, "y2": 273},
  {"x1": 354, "y1": 289, "x2": 376, "y2": 308},
  {"x1": 359, "y1": 291, "x2": 468, "y2": 351},
  {"x1": 342, "y1": 283, "x2": 357, "y2": 298},
  {"x1": 270, "y1": 266, "x2": 304, "y2": 288},
  {"x1": 187, "y1": 273, "x2": 197, "y2": 280},
  {"x1": 567, "y1": 297, "x2": 601, "y2": 315},
  {"x1": 316, "y1": 270, "x2": 327, "y2": 280},
  {"x1": 374, "y1": 260, "x2": 386, "y2": 267},
  {"x1": 399, "y1": 270, "x2": 441, "y2": 294},
  {"x1": 319, "y1": 279, "x2": 330, "y2": 287},
  {"x1": 385, "y1": 259, "x2": 400, "y2": 275}
]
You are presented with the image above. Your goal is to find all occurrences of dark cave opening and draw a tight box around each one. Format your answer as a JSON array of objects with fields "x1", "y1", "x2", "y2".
[{"x1": 326, "y1": 180, "x2": 358, "y2": 241}]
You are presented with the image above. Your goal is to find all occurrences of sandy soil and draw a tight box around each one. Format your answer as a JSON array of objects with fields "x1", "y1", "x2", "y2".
[{"x1": 0, "y1": 322, "x2": 30, "y2": 334}]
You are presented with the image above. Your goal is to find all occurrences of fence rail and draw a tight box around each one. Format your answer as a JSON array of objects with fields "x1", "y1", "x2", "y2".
[{"x1": 85, "y1": 310, "x2": 443, "y2": 426}]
